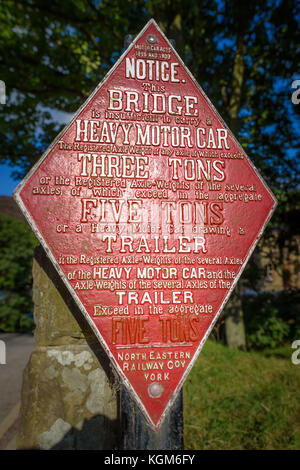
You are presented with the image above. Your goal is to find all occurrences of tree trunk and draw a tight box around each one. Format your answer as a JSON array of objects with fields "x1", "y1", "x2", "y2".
[
  {"x1": 224, "y1": 285, "x2": 247, "y2": 350},
  {"x1": 224, "y1": 37, "x2": 247, "y2": 350}
]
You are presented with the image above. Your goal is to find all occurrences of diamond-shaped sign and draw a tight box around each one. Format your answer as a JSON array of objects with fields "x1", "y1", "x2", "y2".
[{"x1": 14, "y1": 20, "x2": 277, "y2": 429}]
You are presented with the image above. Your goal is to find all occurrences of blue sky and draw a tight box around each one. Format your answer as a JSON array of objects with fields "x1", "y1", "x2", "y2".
[
  {"x1": 0, "y1": 108, "x2": 73, "y2": 197},
  {"x1": 0, "y1": 163, "x2": 21, "y2": 196}
]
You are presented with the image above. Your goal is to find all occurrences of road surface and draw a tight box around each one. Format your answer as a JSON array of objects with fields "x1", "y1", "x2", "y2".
[{"x1": 0, "y1": 333, "x2": 35, "y2": 450}]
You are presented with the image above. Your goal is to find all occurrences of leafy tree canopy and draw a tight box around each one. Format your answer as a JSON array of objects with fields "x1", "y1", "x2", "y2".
[{"x1": 0, "y1": 0, "x2": 299, "y2": 191}]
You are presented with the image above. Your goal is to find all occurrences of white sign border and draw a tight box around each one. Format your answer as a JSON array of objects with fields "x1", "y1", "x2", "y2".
[{"x1": 14, "y1": 19, "x2": 278, "y2": 430}]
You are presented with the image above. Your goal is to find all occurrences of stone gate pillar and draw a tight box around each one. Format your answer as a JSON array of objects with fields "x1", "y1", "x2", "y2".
[{"x1": 17, "y1": 246, "x2": 120, "y2": 450}]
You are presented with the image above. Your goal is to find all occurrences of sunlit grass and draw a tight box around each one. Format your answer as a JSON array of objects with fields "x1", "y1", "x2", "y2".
[{"x1": 184, "y1": 340, "x2": 300, "y2": 449}]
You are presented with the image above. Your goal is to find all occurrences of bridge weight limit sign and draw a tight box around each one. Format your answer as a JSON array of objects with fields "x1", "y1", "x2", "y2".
[{"x1": 14, "y1": 20, "x2": 277, "y2": 430}]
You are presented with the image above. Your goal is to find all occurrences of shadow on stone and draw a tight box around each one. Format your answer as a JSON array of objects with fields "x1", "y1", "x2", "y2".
[
  {"x1": 34, "y1": 245, "x2": 116, "y2": 384},
  {"x1": 44, "y1": 415, "x2": 120, "y2": 450},
  {"x1": 16, "y1": 245, "x2": 121, "y2": 450}
]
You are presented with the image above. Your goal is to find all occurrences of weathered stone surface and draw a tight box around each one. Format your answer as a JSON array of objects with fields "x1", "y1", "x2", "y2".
[
  {"x1": 32, "y1": 253, "x2": 94, "y2": 346},
  {"x1": 17, "y1": 248, "x2": 119, "y2": 450}
]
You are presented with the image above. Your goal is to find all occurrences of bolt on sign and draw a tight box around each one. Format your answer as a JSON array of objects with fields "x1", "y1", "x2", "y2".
[{"x1": 14, "y1": 20, "x2": 277, "y2": 429}]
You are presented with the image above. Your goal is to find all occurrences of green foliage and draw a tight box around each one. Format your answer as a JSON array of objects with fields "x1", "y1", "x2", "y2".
[
  {"x1": 0, "y1": 0, "x2": 150, "y2": 177},
  {"x1": 0, "y1": 0, "x2": 299, "y2": 186},
  {"x1": 248, "y1": 311, "x2": 290, "y2": 349},
  {"x1": 0, "y1": 212, "x2": 38, "y2": 332},
  {"x1": 243, "y1": 290, "x2": 300, "y2": 349},
  {"x1": 184, "y1": 340, "x2": 300, "y2": 449}
]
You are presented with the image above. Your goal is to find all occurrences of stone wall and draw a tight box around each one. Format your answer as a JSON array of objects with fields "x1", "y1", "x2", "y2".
[{"x1": 17, "y1": 246, "x2": 119, "y2": 450}]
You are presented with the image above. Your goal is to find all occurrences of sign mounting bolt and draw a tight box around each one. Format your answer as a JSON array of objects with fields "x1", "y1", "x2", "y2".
[
  {"x1": 148, "y1": 382, "x2": 164, "y2": 398},
  {"x1": 147, "y1": 34, "x2": 158, "y2": 44}
]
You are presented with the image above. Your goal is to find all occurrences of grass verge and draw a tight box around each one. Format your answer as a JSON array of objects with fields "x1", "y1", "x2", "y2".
[{"x1": 183, "y1": 340, "x2": 300, "y2": 449}]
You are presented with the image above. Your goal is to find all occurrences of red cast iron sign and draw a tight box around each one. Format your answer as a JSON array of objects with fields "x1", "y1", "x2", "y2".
[{"x1": 14, "y1": 20, "x2": 277, "y2": 429}]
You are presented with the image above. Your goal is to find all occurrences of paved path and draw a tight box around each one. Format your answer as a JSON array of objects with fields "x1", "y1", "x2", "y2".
[{"x1": 0, "y1": 333, "x2": 35, "y2": 449}]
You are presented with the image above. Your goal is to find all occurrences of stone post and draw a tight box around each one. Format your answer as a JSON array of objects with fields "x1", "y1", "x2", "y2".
[{"x1": 17, "y1": 246, "x2": 120, "y2": 450}]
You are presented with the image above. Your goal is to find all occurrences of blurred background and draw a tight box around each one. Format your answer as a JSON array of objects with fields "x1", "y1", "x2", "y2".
[{"x1": 0, "y1": 0, "x2": 299, "y2": 450}]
